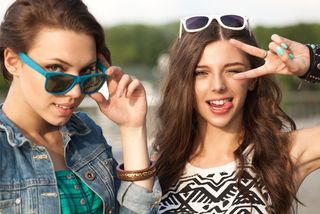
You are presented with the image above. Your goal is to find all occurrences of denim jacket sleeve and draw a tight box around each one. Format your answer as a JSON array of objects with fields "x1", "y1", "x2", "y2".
[
  {"x1": 75, "y1": 112, "x2": 162, "y2": 213},
  {"x1": 117, "y1": 178, "x2": 162, "y2": 214}
]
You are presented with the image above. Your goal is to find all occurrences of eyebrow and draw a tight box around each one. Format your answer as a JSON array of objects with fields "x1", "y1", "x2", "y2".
[
  {"x1": 196, "y1": 62, "x2": 246, "y2": 69},
  {"x1": 223, "y1": 62, "x2": 247, "y2": 69},
  {"x1": 49, "y1": 58, "x2": 97, "y2": 68}
]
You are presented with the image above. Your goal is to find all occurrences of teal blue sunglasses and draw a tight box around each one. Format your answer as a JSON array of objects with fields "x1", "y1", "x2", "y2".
[{"x1": 18, "y1": 52, "x2": 108, "y2": 95}]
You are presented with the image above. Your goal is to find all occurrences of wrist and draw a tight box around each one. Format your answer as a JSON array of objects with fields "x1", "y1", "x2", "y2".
[
  {"x1": 298, "y1": 44, "x2": 320, "y2": 83},
  {"x1": 119, "y1": 125, "x2": 146, "y2": 137}
]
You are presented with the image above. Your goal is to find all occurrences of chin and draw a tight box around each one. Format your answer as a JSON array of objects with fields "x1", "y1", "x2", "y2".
[
  {"x1": 47, "y1": 117, "x2": 71, "y2": 127},
  {"x1": 207, "y1": 118, "x2": 232, "y2": 129}
]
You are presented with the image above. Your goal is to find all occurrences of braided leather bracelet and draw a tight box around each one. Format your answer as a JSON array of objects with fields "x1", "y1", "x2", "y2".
[
  {"x1": 116, "y1": 161, "x2": 156, "y2": 181},
  {"x1": 299, "y1": 44, "x2": 320, "y2": 83}
]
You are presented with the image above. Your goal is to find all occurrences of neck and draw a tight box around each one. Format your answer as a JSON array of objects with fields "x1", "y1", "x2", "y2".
[{"x1": 190, "y1": 122, "x2": 243, "y2": 168}]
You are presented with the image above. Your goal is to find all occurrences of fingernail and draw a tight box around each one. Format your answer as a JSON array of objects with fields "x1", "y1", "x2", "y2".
[
  {"x1": 276, "y1": 47, "x2": 284, "y2": 56},
  {"x1": 280, "y1": 43, "x2": 288, "y2": 49},
  {"x1": 289, "y1": 53, "x2": 294, "y2": 59}
]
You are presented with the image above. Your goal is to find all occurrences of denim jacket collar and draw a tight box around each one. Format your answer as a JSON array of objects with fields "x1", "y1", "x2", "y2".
[{"x1": 0, "y1": 104, "x2": 91, "y2": 147}]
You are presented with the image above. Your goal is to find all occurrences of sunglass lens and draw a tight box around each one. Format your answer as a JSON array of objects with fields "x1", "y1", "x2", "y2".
[
  {"x1": 46, "y1": 74, "x2": 74, "y2": 93},
  {"x1": 186, "y1": 16, "x2": 209, "y2": 30},
  {"x1": 220, "y1": 15, "x2": 244, "y2": 28},
  {"x1": 82, "y1": 75, "x2": 106, "y2": 93}
]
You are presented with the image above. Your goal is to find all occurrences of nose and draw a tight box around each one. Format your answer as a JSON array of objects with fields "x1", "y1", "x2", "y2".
[
  {"x1": 211, "y1": 73, "x2": 226, "y2": 92},
  {"x1": 65, "y1": 83, "x2": 82, "y2": 98}
]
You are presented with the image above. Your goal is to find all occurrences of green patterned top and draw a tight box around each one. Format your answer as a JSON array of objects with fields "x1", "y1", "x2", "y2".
[{"x1": 55, "y1": 169, "x2": 103, "y2": 214}]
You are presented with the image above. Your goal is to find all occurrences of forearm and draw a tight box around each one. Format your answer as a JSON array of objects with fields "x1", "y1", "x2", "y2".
[{"x1": 120, "y1": 125, "x2": 153, "y2": 191}]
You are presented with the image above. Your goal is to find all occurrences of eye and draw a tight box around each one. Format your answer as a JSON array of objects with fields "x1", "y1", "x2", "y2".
[
  {"x1": 81, "y1": 65, "x2": 97, "y2": 76},
  {"x1": 225, "y1": 69, "x2": 244, "y2": 76},
  {"x1": 45, "y1": 64, "x2": 64, "y2": 72},
  {"x1": 194, "y1": 70, "x2": 208, "y2": 76}
]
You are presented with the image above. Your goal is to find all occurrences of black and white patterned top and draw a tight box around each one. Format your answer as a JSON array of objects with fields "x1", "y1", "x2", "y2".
[{"x1": 158, "y1": 151, "x2": 273, "y2": 213}]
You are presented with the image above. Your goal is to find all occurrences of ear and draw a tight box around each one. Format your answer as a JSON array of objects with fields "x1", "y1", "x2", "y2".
[
  {"x1": 3, "y1": 48, "x2": 22, "y2": 77},
  {"x1": 248, "y1": 78, "x2": 257, "y2": 91}
]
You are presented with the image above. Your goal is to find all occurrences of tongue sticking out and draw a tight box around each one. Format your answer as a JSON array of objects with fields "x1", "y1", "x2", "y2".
[{"x1": 210, "y1": 100, "x2": 233, "y2": 113}]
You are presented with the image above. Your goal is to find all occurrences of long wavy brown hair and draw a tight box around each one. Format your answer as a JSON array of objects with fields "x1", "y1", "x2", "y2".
[{"x1": 153, "y1": 20, "x2": 298, "y2": 213}]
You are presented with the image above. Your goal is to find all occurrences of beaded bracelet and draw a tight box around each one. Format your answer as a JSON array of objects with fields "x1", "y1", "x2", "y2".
[
  {"x1": 116, "y1": 161, "x2": 156, "y2": 181},
  {"x1": 299, "y1": 44, "x2": 320, "y2": 83}
]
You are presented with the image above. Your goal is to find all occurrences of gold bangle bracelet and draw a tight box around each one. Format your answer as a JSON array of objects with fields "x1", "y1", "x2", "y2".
[{"x1": 116, "y1": 161, "x2": 156, "y2": 181}]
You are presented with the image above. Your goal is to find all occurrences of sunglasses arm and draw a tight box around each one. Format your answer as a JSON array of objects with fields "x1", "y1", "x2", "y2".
[
  {"x1": 245, "y1": 19, "x2": 252, "y2": 36},
  {"x1": 178, "y1": 21, "x2": 183, "y2": 39}
]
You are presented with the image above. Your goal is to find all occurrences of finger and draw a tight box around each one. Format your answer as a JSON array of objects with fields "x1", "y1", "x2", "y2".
[
  {"x1": 89, "y1": 92, "x2": 110, "y2": 112},
  {"x1": 126, "y1": 79, "x2": 142, "y2": 97},
  {"x1": 269, "y1": 42, "x2": 290, "y2": 60},
  {"x1": 271, "y1": 34, "x2": 295, "y2": 49},
  {"x1": 229, "y1": 39, "x2": 267, "y2": 59},
  {"x1": 90, "y1": 92, "x2": 107, "y2": 104},
  {"x1": 269, "y1": 42, "x2": 296, "y2": 63},
  {"x1": 116, "y1": 74, "x2": 132, "y2": 97},
  {"x1": 106, "y1": 66, "x2": 123, "y2": 81},
  {"x1": 268, "y1": 42, "x2": 278, "y2": 55},
  {"x1": 233, "y1": 66, "x2": 268, "y2": 79}
]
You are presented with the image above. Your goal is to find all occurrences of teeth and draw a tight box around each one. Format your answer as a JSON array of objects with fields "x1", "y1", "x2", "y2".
[
  {"x1": 55, "y1": 104, "x2": 72, "y2": 110},
  {"x1": 209, "y1": 98, "x2": 230, "y2": 105}
]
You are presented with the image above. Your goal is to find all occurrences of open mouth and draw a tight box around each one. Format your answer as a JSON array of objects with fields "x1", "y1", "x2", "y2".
[
  {"x1": 207, "y1": 98, "x2": 233, "y2": 107},
  {"x1": 54, "y1": 104, "x2": 74, "y2": 110},
  {"x1": 206, "y1": 97, "x2": 233, "y2": 113}
]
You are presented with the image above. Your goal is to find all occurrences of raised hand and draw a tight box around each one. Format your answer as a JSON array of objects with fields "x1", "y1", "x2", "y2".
[
  {"x1": 229, "y1": 34, "x2": 310, "y2": 79},
  {"x1": 90, "y1": 56, "x2": 147, "y2": 128}
]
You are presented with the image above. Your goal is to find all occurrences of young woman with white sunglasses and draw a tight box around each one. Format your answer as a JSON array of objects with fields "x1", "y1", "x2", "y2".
[{"x1": 154, "y1": 14, "x2": 320, "y2": 214}]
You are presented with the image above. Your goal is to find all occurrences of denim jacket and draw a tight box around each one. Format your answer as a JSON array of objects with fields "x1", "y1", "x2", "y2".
[{"x1": 0, "y1": 107, "x2": 161, "y2": 214}]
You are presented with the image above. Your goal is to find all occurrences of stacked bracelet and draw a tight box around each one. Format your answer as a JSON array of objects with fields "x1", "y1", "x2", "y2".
[
  {"x1": 116, "y1": 161, "x2": 156, "y2": 181},
  {"x1": 299, "y1": 44, "x2": 320, "y2": 83}
]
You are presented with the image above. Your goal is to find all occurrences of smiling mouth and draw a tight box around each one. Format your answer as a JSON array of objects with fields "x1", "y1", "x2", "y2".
[
  {"x1": 207, "y1": 98, "x2": 233, "y2": 107},
  {"x1": 54, "y1": 104, "x2": 74, "y2": 110}
]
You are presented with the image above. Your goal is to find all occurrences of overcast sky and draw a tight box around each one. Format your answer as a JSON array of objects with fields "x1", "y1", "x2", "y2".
[{"x1": 1, "y1": 0, "x2": 320, "y2": 27}]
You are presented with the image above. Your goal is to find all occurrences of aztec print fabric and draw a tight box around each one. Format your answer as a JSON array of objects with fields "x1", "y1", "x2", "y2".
[{"x1": 158, "y1": 152, "x2": 273, "y2": 213}]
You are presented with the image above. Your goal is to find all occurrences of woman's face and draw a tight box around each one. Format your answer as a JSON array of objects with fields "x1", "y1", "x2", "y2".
[
  {"x1": 194, "y1": 40, "x2": 254, "y2": 132},
  {"x1": 17, "y1": 27, "x2": 96, "y2": 126}
]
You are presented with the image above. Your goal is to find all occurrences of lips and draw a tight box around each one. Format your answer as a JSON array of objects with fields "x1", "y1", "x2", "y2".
[
  {"x1": 54, "y1": 104, "x2": 74, "y2": 110},
  {"x1": 208, "y1": 98, "x2": 232, "y2": 106},
  {"x1": 54, "y1": 103, "x2": 76, "y2": 117},
  {"x1": 207, "y1": 97, "x2": 233, "y2": 114}
]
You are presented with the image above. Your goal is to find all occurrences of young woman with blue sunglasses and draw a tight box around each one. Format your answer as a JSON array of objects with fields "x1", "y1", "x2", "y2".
[
  {"x1": 0, "y1": 0, "x2": 161, "y2": 213},
  {"x1": 153, "y1": 15, "x2": 320, "y2": 213}
]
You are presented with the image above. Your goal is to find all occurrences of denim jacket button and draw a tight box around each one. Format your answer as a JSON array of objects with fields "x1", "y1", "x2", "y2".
[
  {"x1": 106, "y1": 208, "x2": 112, "y2": 214},
  {"x1": 66, "y1": 174, "x2": 72, "y2": 179},
  {"x1": 15, "y1": 198, "x2": 21, "y2": 205},
  {"x1": 85, "y1": 171, "x2": 95, "y2": 181},
  {"x1": 80, "y1": 198, "x2": 86, "y2": 205}
]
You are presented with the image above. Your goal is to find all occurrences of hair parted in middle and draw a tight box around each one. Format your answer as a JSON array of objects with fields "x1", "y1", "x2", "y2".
[{"x1": 154, "y1": 20, "x2": 298, "y2": 214}]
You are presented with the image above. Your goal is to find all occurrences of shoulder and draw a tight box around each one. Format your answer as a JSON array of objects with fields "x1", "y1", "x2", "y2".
[{"x1": 289, "y1": 126, "x2": 320, "y2": 183}]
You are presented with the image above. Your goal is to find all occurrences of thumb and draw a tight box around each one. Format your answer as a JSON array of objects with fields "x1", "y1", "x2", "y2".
[{"x1": 89, "y1": 92, "x2": 110, "y2": 111}]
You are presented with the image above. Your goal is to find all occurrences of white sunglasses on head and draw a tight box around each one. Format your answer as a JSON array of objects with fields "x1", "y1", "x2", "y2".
[{"x1": 179, "y1": 14, "x2": 250, "y2": 39}]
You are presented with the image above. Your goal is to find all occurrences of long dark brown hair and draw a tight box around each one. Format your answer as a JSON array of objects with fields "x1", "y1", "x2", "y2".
[
  {"x1": 154, "y1": 20, "x2": 297, "y2": 213},
  {"x1": 0, "y1": 0, "x2": 111, "y2": 81}
]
